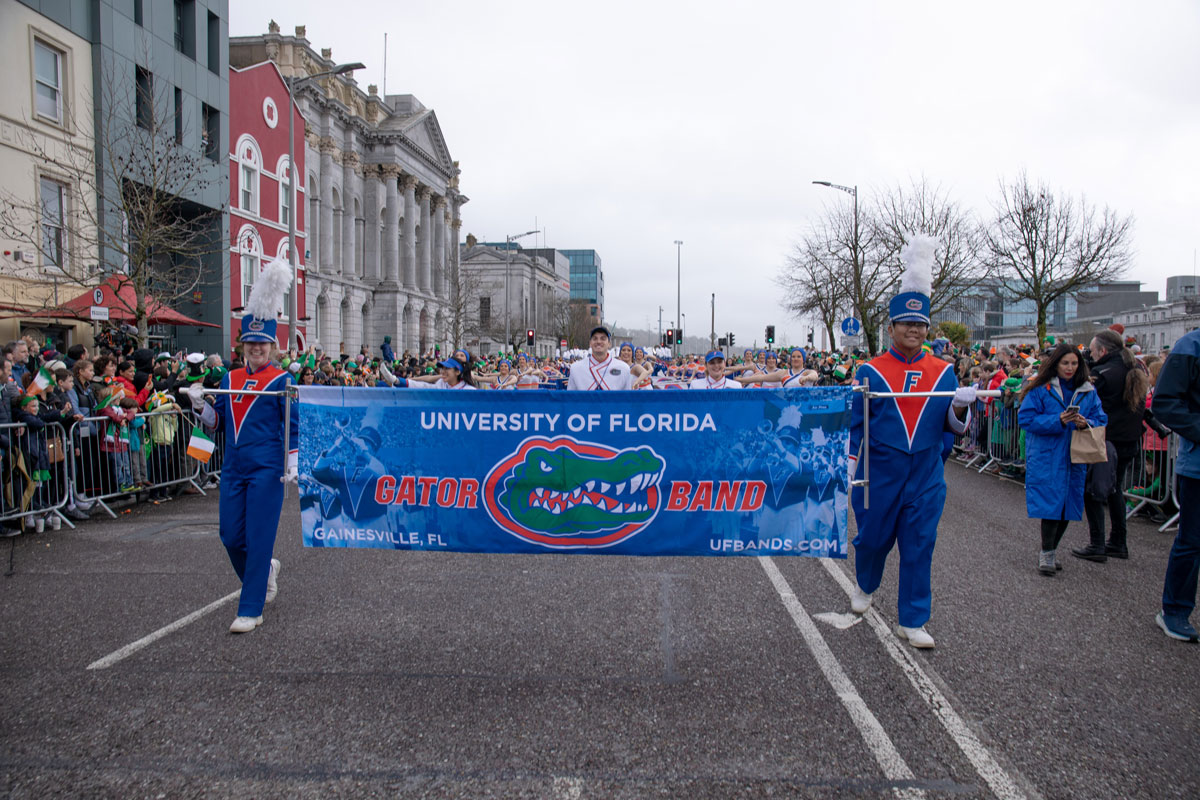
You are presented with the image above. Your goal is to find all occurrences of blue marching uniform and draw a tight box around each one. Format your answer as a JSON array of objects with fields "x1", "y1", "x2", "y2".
[
  {"x1": 211, "y1": 364, "x2": 298, "y2": 618},
  {"x1": 849, "y1": 347, "x2": 968, "y2": 628}
]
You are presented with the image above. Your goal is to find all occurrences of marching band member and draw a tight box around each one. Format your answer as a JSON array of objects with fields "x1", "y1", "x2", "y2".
[
  {"x1": 406, "y1": 356, "x2": 476, "y2": 389},
  {"x1": 846, "y1": 235, "x2": 975, "y2": 649},
  {"x1": 567, "y1": 326, "x2": 632, "y2": 391},
  {"x1": 190, "y1": 257, "x2": 298, "y2": 634},
  {"x1": 689, "y1": 351, "x2": 742, "y2": 389}
]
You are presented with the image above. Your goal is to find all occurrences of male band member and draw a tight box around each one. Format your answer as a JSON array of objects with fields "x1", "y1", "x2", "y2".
[
  {"x1": 192, "y1": 258, "x2": 298, "y2": 634},
  {"x1": 689, "y1": 351, "x2": 742, "y2": 389},
  {"x1": 846, "y1": 235, "x2": 975, "y2": 649},
  {"x1": 568, "y1": 326, "x2": 632, "y2": 391}
]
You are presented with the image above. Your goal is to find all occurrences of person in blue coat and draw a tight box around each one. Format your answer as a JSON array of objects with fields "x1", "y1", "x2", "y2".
[{"x1": 1018, "y1": 345, "x2": 1107, "y2": 576}]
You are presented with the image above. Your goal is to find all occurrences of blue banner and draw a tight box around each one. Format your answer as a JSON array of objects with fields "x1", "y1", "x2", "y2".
[{"x1": 297, "y1": 386, "x2": 852, "y2": 557}]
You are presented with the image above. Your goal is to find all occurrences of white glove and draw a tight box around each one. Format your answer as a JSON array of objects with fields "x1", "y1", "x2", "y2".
[
  {"x1": 847, "y1": 456, "x2": 858, "y2": 486},
  {"x1": 952, "y1": 386, "x2": 977, "y2": 409},
  {"x1": 379, "y1": 362, "x2": 397, "y2": 387},
  {"x1": 283, "y1": 451, "x2": 298, "y2": 484},
  {"x1": 185, "y1": 382, "x2": 206, "y2": 412}
]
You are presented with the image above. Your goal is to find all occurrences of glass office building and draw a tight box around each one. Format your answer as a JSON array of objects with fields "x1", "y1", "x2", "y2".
[{"x1": 562, "y1": 249, "x2": 603, "y2": 321}]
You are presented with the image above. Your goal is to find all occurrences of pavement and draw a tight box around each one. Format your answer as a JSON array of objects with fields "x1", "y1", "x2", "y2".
[{"x1": 0, "y1": 464, "x2": 1196, "y2": 799}]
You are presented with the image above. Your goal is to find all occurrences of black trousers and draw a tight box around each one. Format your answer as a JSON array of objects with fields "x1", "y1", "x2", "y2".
[
  {"x1": 1041, "y1": 519, "x2": 1070, "y2": 551},
  {"x1": 1083, "y1": 439, "x2": 1139, "y2": 548}
]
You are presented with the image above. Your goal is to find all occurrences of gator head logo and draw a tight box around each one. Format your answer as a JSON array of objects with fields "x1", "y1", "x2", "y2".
[
  {"x1": 906, "y1": 298, "x2": 923, "y2": 311},
  {"x1": 483, "y1": 437, "x2": 666, "y2": 548}
]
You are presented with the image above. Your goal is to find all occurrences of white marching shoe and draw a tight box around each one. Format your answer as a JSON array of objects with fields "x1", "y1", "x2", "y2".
[
  {"x1": 229, "y1": 615, "x2": 263, "y2": 634},
  {"x1": 897, "y1": 625, "x2": 935, "y2": 649},
  {"x1": 850, "y1": 585, "x2": 873, "y2": 614},
  {"x1": 265, "y1": 558, "x2": 281, "y2": 603}
]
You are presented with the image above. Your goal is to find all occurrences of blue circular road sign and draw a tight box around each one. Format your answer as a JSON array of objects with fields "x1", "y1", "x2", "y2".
[{"x1": 841, "y1": 317, "x2": 861, "y2": 336}]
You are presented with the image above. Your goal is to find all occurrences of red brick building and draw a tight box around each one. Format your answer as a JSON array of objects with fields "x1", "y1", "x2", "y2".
[{"x1": 229, "y1": 60, "x2": 307, "y2": 350}]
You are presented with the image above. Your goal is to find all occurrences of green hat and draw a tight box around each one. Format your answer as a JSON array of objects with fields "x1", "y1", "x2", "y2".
[{"x1": 19, "y1": 394, "x2": 38, "y2": 407}]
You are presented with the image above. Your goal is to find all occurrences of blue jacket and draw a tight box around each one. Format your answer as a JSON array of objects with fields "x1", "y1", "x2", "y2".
[
  {"x1": 1018, "y1": 378, "x2": 1107, "y2": 520},
  {"x1": 1151, "y1": 329, "x2": 1200, "y2": 479}
]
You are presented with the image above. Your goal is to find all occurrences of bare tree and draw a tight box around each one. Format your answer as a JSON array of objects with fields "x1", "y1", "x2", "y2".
[
  {"x1": 776, "y1": 237, "x2": 847, "y2": 349},
  {"x1": 984, "y1": 171, "x2": 1134, "y2": 344},
  {"x1": 446, "y1": 260, "x2": 487, "y2": 350},
  {"x1": 874, "y1": 177, "x2": 989, "y2": 319},
  {"x1": 0, "y1": 52, "x2": 226, "y2": 347}
]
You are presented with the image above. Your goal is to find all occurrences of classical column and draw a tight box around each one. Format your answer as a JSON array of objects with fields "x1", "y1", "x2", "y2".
[
  {"x1": 318, "y1": 136, "x2": 336, "y2": 272},
  {"x1": 341, "y1": 149, "x2": 358, "y2": 278},
  {"x1": 361, "y1": 165, "x2": 381, "y2": 281},
  {"x1": 381, "y1": 165, "x2": 401, "y2": 286},
  {"x1": 417, "y1": 186, "x2": 432, "y2": 294},
  {"x1": 432, "y1": 195, "x2": 446, "y2": 300},
  {"x1": 401, "y1": 175, "x2": 418, "y2": 289},
  {"x1": 450, "y1": 212, "x2": 463, "y2": 301}
]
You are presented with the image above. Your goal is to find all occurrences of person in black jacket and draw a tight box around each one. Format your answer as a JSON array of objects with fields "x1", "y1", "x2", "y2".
[{"x1": 1075, "y1": 330, "x2": 1149, "y2": 562}]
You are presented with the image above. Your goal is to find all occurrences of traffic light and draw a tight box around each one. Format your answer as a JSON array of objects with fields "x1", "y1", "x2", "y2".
[
  {"x1": 807, "y1": 329, "x2": 814, "y2": 346},
  {"x1": 666, "y1": 328, "x2": 674, "y2": 346},
  {"x1": 526, "y1": 329, "x2": 535, "y2": 347},
  {"x1": 674, "y1": 329, "x2": 683, "y2": 345},
  {"x1": 728, "y1": 332, "x2": 736, "y2": 347},
  {"x1": 765, "y1": 325, "x2": 775, "y2": 344}
]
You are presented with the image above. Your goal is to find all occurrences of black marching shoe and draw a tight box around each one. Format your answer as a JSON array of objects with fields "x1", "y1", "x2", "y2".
[
  {"x1": 1071, "y1": 545, "x2": 1108, "y2": 563},
  {"x1": 1105, "y1": 540, "x2": 1128, "y2": 559}
]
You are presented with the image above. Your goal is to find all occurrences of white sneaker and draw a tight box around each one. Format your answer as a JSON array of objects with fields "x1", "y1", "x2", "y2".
[
  {"x1": 265, "y1": 558, "x2": 281, "y2": 603},
  {"x1": 850, "y1": 585, "x2": 873, "y2": 614},
  {"x1": 47, "y1": 515, "x2": 61, "y2": 531},
  {"x1": 229, "y1": 615, "x2": 263, "y2": 634},
  {"x1": 897, "y1": 625, "x2": 935, "y2": 649}
]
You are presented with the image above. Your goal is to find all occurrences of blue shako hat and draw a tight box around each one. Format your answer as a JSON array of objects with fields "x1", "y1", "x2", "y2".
[
  {"x1": 239, "y1": 315, "x2": 278, "y2": 343},
  {"x1": 889, "y1": 234, "x2": 936, "y2": 326},
  {"x1": 239, "y1": 256, "x2": 292, "y2": 343}
]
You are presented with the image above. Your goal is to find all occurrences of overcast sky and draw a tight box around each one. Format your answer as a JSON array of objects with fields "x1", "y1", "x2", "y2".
[{"x1": 232, "y1": 0, "x2": 1200, "y2": 349}]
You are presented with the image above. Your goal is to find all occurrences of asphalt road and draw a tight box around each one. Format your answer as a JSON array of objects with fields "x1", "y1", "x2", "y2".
[{"x1": 1, "y1": 464, "x2": 1196, "y2": 799}]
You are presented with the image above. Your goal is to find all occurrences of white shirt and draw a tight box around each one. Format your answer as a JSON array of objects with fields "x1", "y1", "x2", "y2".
[
  {"x1": 688, "y1": 375, "x2": 742, "y2": 390},
  {"x1": 567, "y1": 354, "x2": 632, "y2": 391},
  {"x1": 781, "y1": 370, "x2": 806, "y2": 388}
]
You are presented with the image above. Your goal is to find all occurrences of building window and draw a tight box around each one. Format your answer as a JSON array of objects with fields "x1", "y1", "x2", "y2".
[
  {"x1": 207, "y1": 11, "x2": 220, "y2": 74},
  {"x1": 280, "y1": 171, "x2": 291, "y2": 226},
  {"x1": 134, "y1": 0, "x2": 143, "y2": 25},
  {"x1": 240, "y1": 164, "x2": 257, "y2": 214},
  {"x1": 34, "y1": 39, "x2": 64, "y2": 123},
  {"x1": 173, "y1": 87, "x2": 183, "y2": 144},
  {"x1": 479, "y1": 297, "x2": 490, "y2": 328},
  {"x1": 241, "y1": 251, "x2": 259, "y2": 306},
  {"x1": 135, "y1": 66, "x2": 152, "y2": 129},
  {"x1": 174, "y1": 0, "x2": 196, "y2": 59},
  {"x1": 201, "y1": 103, "x2": 218, "y2": 160},
  {"x1": 40, "y1": 177, "x2": 66, "y2": 269}
]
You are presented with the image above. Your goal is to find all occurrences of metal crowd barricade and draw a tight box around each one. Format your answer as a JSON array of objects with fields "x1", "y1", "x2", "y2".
[
  {"x1": 953, "y1": 401, "x2": 988, "y2": 469},
  {"x1": 188, "y1": 409, "x2": 227, "y2": 485},
  {"x1": 981, "y1": 392, "x2": 1024, "y2": 477},
  {"x1": 70, "y1": 409, "x2": 204, "y2": 519},
  {"x1": 0, "y1": 420, "x2": 73, "y2": 532},
  {"x1": 1123, "y1": 431, "x2": 1178, "y2": 532}
]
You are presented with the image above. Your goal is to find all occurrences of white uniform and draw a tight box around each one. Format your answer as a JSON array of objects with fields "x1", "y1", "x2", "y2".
[
  {"x1": 568, "y1": 354, "x2": 632, "y2": 390},
  {"x1": 781, "y1": 370, "x2": 805, "y2": 388},
  {"x1": 688, "y1": 375, "x2": 742, "y2": 390},
  {"x1": 409, "y1": 378, "x2": 476, "y2": 390}
]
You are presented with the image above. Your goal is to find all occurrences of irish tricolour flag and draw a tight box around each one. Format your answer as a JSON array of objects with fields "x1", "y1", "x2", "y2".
[
  {"x1": 186, "y1": 428, "x2": 216, "y2": 463},
  {"x1": 27, "y1": 366, "x2": 55, "y2": 396}
]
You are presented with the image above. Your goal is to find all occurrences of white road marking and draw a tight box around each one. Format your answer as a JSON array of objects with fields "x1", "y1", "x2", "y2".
[
  {"x1": 86, "y1": 590, "x2": 240, "y2": 670},
  {"x1": 552, "y1": 776, "x2": 583, "y2": 799},
  {"x1": 759, "y1": 557, "x2": 925, "y2": 800},
  {"x1": 814, "y1": 611, "x2": 864, "y2": 630},
  {"x1": 818, "y1": 557, "x2": 1033, "y2": 800}
]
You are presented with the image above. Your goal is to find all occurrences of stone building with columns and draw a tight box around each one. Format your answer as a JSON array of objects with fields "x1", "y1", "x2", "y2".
[{"x1": 229, "y1": 23, "x2": 466, "y2": 357}]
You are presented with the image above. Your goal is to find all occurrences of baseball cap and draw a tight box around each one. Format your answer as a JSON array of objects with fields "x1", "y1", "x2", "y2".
[
  {"x1": 705, "y1": 350, "x2": 725, "y2": 362},
  {"x1": 589, "y1": 326, "x2": 611, "y2": 340},
  {"x1": 438, "y1": 357, "x2": 463, "y2": 372}
]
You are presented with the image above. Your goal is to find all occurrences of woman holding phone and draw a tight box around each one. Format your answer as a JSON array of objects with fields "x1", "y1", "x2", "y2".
[{"x1": 1018, "y1": 345, "x2": 1108, "y2": 576}]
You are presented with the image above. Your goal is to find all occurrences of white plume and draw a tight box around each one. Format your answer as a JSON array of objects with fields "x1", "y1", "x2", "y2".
[
  {"x1": 243, "y1": 256, "x2": 293, "y2": 320},
  {"x1": 898, "y1": 233, "x2": 937, "y2": 297}
]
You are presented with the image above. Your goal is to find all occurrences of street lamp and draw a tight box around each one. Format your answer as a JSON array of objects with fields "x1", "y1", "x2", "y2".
[
  {"x1": 285, "y1": 61, "x2": 364, "y2": 351},
  {"x1": 674, "y1": 240, "x2": 683, "y2": 357},
  {"x1": 812, "y1": 180, "x2": 859, "y2": 346},
  {"x1": 505, "y1": 229, "x2": 539, "y2": 353}
]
